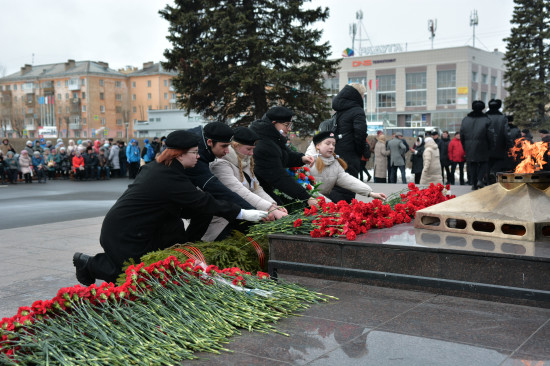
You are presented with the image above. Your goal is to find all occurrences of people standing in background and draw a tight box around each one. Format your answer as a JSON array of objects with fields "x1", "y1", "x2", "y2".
[
  {"x1": 420, "y1": 137, "x2": 443, "y2": 185},
  {"x1": 118, "y1": 141, "x2": 127, "y2": 177},
  {"x1": 19, "y1": 150, "x2": 33, "y2": 184},
  {"x1": 359, "y1": 134, "x2": 372, "y2": 182},
  {"x1": 486, "y1": 99, "x2": 512, "y2": 183},
  {"x1": 448, "y1": 132, "x2": 466, "y2": 185},
  {"x1": 460, "y1": 100, "x2": 495, "y2": 190},
  {"x1": 97, "y1": 148, "x2": 111, "y2": 180},
  {"x1": 439, "y1": 131, "x2": 451, "y2": 185},
  {"x1": 410, "y1": 136, "x2": 425, "y2": 184},
  {"x1": 126, "y1": 139, "x2": 141, "y2": 179},
  {"x1": 387, "y1": 132, "x2": 407, "y2": 184},
  {"x1": 373, "y1": 134, "x2": 390, "y2": 183}
]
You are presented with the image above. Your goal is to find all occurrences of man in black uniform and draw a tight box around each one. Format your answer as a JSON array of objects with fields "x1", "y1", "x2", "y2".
[
  {"x1": 73, "y1": 130, "x2": 267, "y2": 285},
  {"x1": 486, "y1": 99, "x2": 512, "y2": 183}
]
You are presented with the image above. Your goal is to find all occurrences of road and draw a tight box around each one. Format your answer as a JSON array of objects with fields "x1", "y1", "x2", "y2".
[{"x1": 0, "y1": 179, "x2": 130, "y2": 229}]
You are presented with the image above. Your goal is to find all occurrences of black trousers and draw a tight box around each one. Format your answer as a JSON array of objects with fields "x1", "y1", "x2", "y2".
[
  {"x1": 468, "y1": 161, "x2": 488, "y2": 188},
  {"x1": 128, "y1": 162, "x2": 140, "y2": 179},
  {"x1": 450, "y1": 162, "x2": 465, "y2": 185}
]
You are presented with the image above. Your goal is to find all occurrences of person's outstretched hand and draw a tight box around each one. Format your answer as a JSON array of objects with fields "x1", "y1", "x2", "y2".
[
  {"x1": 370, "y1": 192, "x2": 387, "y2": 200},
  {"x1": 241, "y1": 209, "x2": 269, "y2": 222}
]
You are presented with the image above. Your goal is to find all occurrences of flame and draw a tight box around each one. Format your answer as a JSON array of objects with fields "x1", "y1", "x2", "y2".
[{"x1": 509, "y1": 138, "x2": 548, "y2": 173}]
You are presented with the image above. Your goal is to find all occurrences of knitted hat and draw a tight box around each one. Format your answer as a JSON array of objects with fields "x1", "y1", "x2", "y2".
[
  {"x1": 203, "y1": 122, "x2": 234, "y2": 142},
  {"x1": 165, "y1": 130, "x2": 200, "y2": 150},
  {"x1": 232, "y1": 127, "x2": 259, "y2": 146}
]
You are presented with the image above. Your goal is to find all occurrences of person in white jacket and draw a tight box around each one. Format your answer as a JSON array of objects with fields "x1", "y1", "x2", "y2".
[
  {"x1": 205, "y1": 127, "x2": 288, "y2": 240},
  {"x1": 306, "y1": 131, "x2": 387, "y2": 202}
]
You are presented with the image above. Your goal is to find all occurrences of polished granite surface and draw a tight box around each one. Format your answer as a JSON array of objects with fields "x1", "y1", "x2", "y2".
[{"x1": 187, "y1": 274, "x2": 550, "y2": 365}]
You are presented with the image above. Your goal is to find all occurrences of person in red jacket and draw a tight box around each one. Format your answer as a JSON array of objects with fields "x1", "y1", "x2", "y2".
[
  {"x1": 72, "y1": 150, "x2": 85, "y2": 181},
  {"x1": 448, "y1": 132, "x2": 466, "y2": 185}
]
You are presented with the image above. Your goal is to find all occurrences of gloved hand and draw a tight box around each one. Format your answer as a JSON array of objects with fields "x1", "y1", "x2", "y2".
[{"x1": 241, "y1": 209, "x2": 269, "y2": 222}]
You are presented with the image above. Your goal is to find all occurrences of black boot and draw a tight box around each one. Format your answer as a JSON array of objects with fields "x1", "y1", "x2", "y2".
[{"x1": 73, "y1": 252, "x2": 95, "y2": 286}]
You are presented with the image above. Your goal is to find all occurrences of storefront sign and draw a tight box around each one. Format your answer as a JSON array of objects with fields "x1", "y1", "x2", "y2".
[
  {"x1": 457, "y1": 87, "x2": 469, "y2": 94},
  {"x1": 352, "y1": 58, "x2": 397, "y2": 67}
]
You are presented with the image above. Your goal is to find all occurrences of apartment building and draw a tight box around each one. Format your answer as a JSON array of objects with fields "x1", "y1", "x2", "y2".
[{"x1": 0, "y1": 60, "x2": 177, "y2": 139}]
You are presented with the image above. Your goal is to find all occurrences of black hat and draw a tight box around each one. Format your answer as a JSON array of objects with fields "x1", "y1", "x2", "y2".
[
  {"x1": 266, "y1": 106, "x2": 294, "y2": 123},
  {"x1": 539, "y1": 129, "x2": 549, "y2": 134},
  {"x1": 232, "y1": 127, "x2": 259, "y2": 146},
  {"x1": 488, "y1": 99, "x2": 502, "y2": 110},
  {"x1": 507, "y1": 115, "x2": 514, "y2": 123},
  {"x1": 165, "y1": 130, "x2": 200, "y2": 150},
  {"x1": 472, "y1": 100, "x2": 485, "y2": 111},
  {"x1": 522, "y1": 128, "x2": 530, "y2": 134},
  {"x1": 203, "y1": 122, "x2": 234, "y2": 142},
  {"x1": 312, "y1": 131, "x2": 337, "y2": 145}
]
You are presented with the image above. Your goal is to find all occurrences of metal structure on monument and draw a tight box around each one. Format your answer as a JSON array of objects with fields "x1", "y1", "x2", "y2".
[{"x1": 415, "y1": 139, "x2": 550, "y2": 242}]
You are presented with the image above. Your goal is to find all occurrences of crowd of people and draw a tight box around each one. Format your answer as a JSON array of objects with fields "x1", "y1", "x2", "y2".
[{"x1": 0, "y1": 136, "x2": 169, "y2": 185}]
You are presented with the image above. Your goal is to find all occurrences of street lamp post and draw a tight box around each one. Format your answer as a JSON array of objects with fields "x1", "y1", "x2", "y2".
[{"x1": 125, "y1": 121, "x2": 129, "y2": 143}]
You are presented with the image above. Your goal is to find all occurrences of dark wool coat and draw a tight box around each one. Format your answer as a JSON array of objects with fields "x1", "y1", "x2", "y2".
[
  {"x1": 250, "y1": 118, "x2": 311, "y2": 202},
  {"x1": 410, "y1": 143, "x2": 425, "y2": 174},
  {"x1": 460, "y1": 111, "x2": 495, "y2": 162},
  {"x1": 99, "y1": 160, "x2": 241, "y2": 272},
  {"x1": 486, "y1": 110, "x2": 512, "y2": 160},
  {"x1": 439, "y1": 137, "x2": 451, "y2": 166},
  {"x1": 332, "y1": 85, "x2": 367, "y2": 174},
  {"x1": 185, "y1": 126, "x2": 253, "y2": 209}
]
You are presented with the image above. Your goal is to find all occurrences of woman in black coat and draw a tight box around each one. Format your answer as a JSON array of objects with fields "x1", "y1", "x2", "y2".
[
  {"x1": 250, "y1": 106, "x2": 316, "y2": 207},
  {"x1": 73, "y1": 130, "x2": 266, "y2": 285},
  {"x1": 410, "y1": 136, "x2": 425, "y2": 184}
]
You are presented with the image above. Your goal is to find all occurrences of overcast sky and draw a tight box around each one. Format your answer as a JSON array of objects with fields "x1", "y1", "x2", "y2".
[{"x1": 0, "y1": 0, "x2": 515, "y2": 76}]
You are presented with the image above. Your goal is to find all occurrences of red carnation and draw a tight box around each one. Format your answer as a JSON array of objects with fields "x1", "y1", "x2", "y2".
[
  {"x1": 346, "y1": 230, "x2": 357, "y2": 240},
  {"x1": 293, "y1": 218, "x2": 303, "y2": 228}
]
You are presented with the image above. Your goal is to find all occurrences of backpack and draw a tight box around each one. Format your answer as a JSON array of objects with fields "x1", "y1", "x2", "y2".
[
  {"x1": 146, "y1": 144, "x2": 155, "y2": 161},
  {"x1": 319, "y1": 114, "x2": 338, "y2": 133},
  {"x1": 363, "y1": 141, "x2": 372, "y2": 159}
]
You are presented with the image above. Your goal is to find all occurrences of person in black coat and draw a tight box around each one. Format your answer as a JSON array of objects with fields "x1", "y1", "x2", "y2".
[
  {"x1": 460, "y1": 100, "x2": 496, "y2": 190},
  {"x1": 505, "y1": 115, "x2": 522, "y2": 171},
  {"x1": 250, "y1": 106, "x2": 317, "y2": 207},
  {"x1": 486, "y1": 99, "x2": 512, "y2": 182},
  {"x1": 73, "y1": 130, "x2": 267, "y2": 285},
  {"x1": 409, "y1": 136, "x2": 425, "y2": 184},
  {"x1": 331, "y1": 83, "x2": 367, "y2": 203},
  {"x1": 540, "y1": 129, "x2": 550, "y2": 171}
]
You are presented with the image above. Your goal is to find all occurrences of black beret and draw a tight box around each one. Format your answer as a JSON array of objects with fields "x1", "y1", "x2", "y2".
[
  {"x1": 266, "y1": 106, "x2": 294, "y2": 123},
  {"x1": 232, "y1": 127, "x2": 259, "y2": 146},
  {"x1": 488, "y1": 99, "x2": 502, "y2": 110},
  {"x1": 312, "y1": 131, "x2": 337, "y2": 145},
  {"x1": 165, "y1": 130, "x2": 200, "y2": 150},
  {"x1": 539, "y1": 129, "x2": 549, "y2": 134},
  {"x1": 507, "y1": 115, "x2": 514, "y2": 123},
  {"x1": 522, "y1": 128, "x2": 530, "y2": 134},
  {"x1": 203, "y1": 122, "x2": 234, "y2": 142},
  {"x1": 472, "y1": 100, "x2": 485, "y2": 111}
]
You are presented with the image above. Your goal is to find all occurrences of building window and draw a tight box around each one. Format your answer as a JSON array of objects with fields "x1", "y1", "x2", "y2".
[
  {"x1": 147, "y1": 93, "x2": 152, "y2": 100},
  {"x1": 65, "y1": 93, "x2": 69, "y2": 100},
  {"x1": 377, "y1": 74, "x2": 396, "y2": 108},
  {"x1": 58, "y1": 106, "x2": 62, "y2": 113},
  {"x1": 57, "y1": 81, "x2": 61, "y2": 87},
  {"x1": 481, "y1": 91, "x2": 488, "y2": 104},
  {"x1": 472, "y1": 71, "x2": 478, "y2": 82},
  {"x1": 117, "y1": 131, "x2": 123, "y2": 138},
  {"x1": 66, "y1": 107, "x2": 70, "y2": 113},
  {"x1": 116, "y1": 94, "x2": 122, "y2": 101},
  {"x1": 82, "y1": 92, "x2": 86, "y2": 99},
  {"x1": 81, "y1": 79, "x2": 86, "y2": 86},
  {"x1": 99, "y1": 79, "x2": 104, "y2": 86},
  {"x1": 491, "y1": 76, "x2": 497, "y2": 86},
  {"x1": 164, "y1": 93, "x2": 168, "y2": 100},
  {"x1": 148, "y1": 105, "x2": 152, "y2": 110},
  {"x1": 132, "y1": 81, "x2": 136, "y2": 88},
  {"x1": 74, "y1": 131, "x2": 80, "y2": 138},
  {"x1": 100, "y1": 105, "x2": 105, "y2": 113},
  {"x1": 116, "y1": 119, "x2": 122, "y2": 125},
  {"x1": 116, "y1": 106, "x2": 122, "y2": 113},
  {"x1": 101, "y1": 118, "x2": 106, "y2": 125},
  {"x1": 72, "y1": 92, "x2": 78, "y2": 99},
  {"x1": 65, "y1": 80, "x2": 69, "y2": 87},
  {"x1": 133, "y1": 106, "x2": 137, "y2": 113},
  {"x1": 323, "y1": 77, "x2": 339, "y2": 95},
  {"x1": 406, "y1": 72, "x2": 427, "y2": 106},
  {"x1": 491, "y1": 93, "x2": 496, "y2": 100},
  {"x1": 57, "y1": 94, "x2": 62, "y2": 100},
  {"x1": 115, "y1": 81, "x2": 122, "y2": 88},
  {"x1": 132, "y1": 94, "x2": 136, "y2": 101},
  {"x1": 13, "y1": 84, "x2": 17, "y2": 91},
  {"x1": 14, "y1": 96, "x2": 18, "y2": 102},
  {"x1": 100, "y1": 92, "x2": 104, "y2": 100},
  {"x1": 83, "y1": 118, "x2": 87, "y2": 125},
  {"x1": 481, "y1": 74, "x2": 488, "y2": 84},
  {"x1": 436, "y1": 70, "x2": 456, "y2": 105},
  {"x1": 82, "y1": 105, "x2": 86, "y2": 112},
  {"x1": 164, "y1": 80, "x2": 168, "y2": 87},
  {"x1": 472, "y1": 89, "x2": 478, "y2": 101},
  {"x1": 147, "y1": 80, "x2": 152, "y2": 87}
]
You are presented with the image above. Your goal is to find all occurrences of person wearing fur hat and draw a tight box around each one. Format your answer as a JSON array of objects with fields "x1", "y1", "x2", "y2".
[
  {"x1": 419, "y1": 137, "x2": 443, "y2": 185},
  {"x1": 329, "y1": 83, "x2": 368, "y2": 202},
  {"x1": 308, "y1": 131, "x2": 386, "y2": 201},
  {"x1": 207, "y1": 127, "x2": 288, "y2": 241},
  {"x1": 73, "y1": 130, "x2": 267, "y2": 285},
  {"x1": 373, "y1": 134, "x2": 390, "y2": 183},
  {"x1": 486, "y1": 99, "x2": 512, "y2": 183},
  {"x1": 250, "y1": 106, "x2": 318, "y2": 207},
  {"x1": 460, "y1": 100, "x2": 495, "y2": 190}
]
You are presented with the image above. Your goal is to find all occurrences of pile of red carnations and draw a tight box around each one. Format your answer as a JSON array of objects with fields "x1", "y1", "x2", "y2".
[
  {"x1": 249, "y1": 183, "x2": 454, "y2": 241},
  {"x1": 0, "y1": 256, "x2": 333, "y2": 364}
]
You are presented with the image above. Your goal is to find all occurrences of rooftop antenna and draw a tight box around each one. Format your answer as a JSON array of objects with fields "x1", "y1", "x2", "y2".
[
  {"x1": 428, "y1": 19, "x2": 437, "y2": 49},
  {"x1": 470, "y1": 10, "x2": 479, "y2": 48},
  {"x1": 354, "y1": 10, "x2": 373, "y2": 56},
  {"x1": 349, "y1": 23, "x2": 357, "y2": 51}
]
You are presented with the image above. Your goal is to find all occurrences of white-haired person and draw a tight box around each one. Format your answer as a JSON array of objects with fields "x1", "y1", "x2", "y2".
[
  {"x1": 207, "y1": 127, "x2": 288, "y2": 241},
  {"x1": 307, "y1": 131, "x2": 387, "y2": 202}
]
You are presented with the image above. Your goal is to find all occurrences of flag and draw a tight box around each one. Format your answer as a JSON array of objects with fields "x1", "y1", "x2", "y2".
[
  {"x1": 376, "y1": 79, "x2": 379, "y2": 90},
  {"x1": 368, "y1": 80, "x2": 372, "y2": 90},
  {"x1": 39, "y1": 96, "x2": 44, "y2": 105}
]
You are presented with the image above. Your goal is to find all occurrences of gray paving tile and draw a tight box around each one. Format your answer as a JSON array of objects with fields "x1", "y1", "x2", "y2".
[
  {"x1": 377, "y1": 295, "x2": 550, "y2": 351},
  {"x1": 512, "y1": 320, "x2": 550, "y2": 360},
  {"x1": 186, "y1": 351, "x2": 292, "y2": 365},
  {"x1": 308, "y1": 329, "x2": 510, "y2": 366}
]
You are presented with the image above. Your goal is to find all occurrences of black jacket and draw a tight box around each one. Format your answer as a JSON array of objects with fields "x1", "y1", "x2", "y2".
[
  {"x1": 486, "y1": 110, "x2": 512, "y2": 159},
  {"x1": 332, "y1": 85, "x2": 367, "y2": 173},
  {"x1": 185, "y1": 126, "x2": 254, "y2": 209},
  {"x1": 460, "y1": 111, "x2": 495, "y2": 162},
  {"x1": 410, "y1": 142, "x2": 425, "y2": 174},
  {"x1": 99, "y1": 160, "x2": 241, "y2": 270},
  {"x1": 438, "y1": 137, "x2": 451, "y2": 166},
  {"x1": 508, "y1": 124, "x2": 522, "y2": 143},
  {"x1": 250, "y1": 118, "x2": 311, "y2": 202}
]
